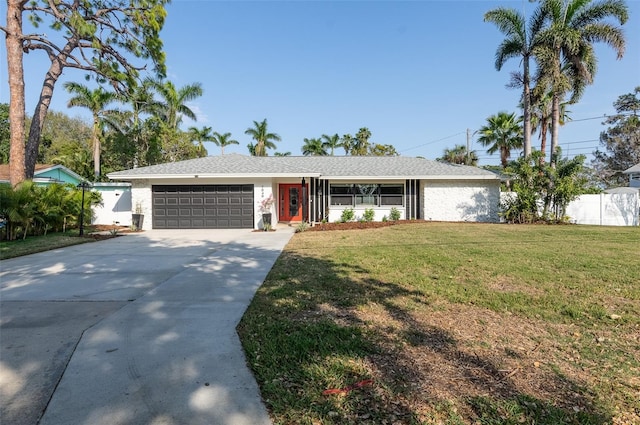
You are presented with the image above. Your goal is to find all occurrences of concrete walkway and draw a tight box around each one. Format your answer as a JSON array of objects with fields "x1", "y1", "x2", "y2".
[{"x1": 0, "y1": 228, "x2": 295, "y2": 425}]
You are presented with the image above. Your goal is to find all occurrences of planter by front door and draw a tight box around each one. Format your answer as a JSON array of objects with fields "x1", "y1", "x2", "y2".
[{"x1": 279, "y1": 184, "x2": 306, "y2": 221}]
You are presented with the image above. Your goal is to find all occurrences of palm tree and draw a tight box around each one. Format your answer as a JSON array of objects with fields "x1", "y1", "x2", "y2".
[
  {"x1": 274, "y1": 151, "x2": 291, "y2": 156},
  {"x1": 188, "y1": 126, "x2": 214, "y2": 156},
  {"x1": 244, "y1": 119, "x2": 281, "y2": 156},
  {"x1": 530, "y1": 89, "x2": 572, "y2": 163},
  {"x1": 341, "y1": 134, "x2": 354, "y2": 155},
  {"x1": 478, "y1": 112, "x2": 524, "y2": 169},
  {"x1": 150, "y1": 79, "x2": 203, "y2": 129},
  {"x1": 321, "y1": 133, "x2": 342, "y2": 156},
  {"x1": 353, "y1": 127, "x2": 372, "y2": 156},
  {"x1": 123, "y1": 78, "x2": 164, "y2": 167},
  {"x1": 64, "y1": 82, "x2": 120, "y2": 179},
  {"x1": 247, "y1": 143, "x2": 256, "y2": 156},
  {"x1": 302, "y1": 138, "x2": 327, "y2": 156},
  {"x1": 439, "y1": 144, "x2": 478, "y2": 166},
  {"x1": 536, "y1": 0, "x2": 627, "y2": 166},
  {"x1": 211, "y1": 132, "x2": 239, "y2": 155},
  {"x1": 52, "y1": 149, "x2": 94, "y2": 181},
  {"x1": 485, "y1": 4, "x2": 546, "y2": 158}
]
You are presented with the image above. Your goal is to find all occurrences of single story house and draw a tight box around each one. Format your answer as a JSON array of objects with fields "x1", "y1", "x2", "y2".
[
  {"x1": 624, "y1": 163, "x2": 640, "y2": 188},
  {"x1": 0, "y1": 164, "x2": 84, "y2": 186},
  {"x1": 107, "y1": 154, "x2": 501, "y2": 230}
]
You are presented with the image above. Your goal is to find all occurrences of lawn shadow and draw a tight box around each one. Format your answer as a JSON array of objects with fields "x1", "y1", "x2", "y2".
[{"x1": 240, "y1": 248, "x2": 614, "y2": 424}]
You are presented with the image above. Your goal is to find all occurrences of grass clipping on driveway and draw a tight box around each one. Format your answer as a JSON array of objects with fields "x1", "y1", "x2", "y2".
[{"x1": 238, "y1": 223, "x2": 639, "y2": 425}]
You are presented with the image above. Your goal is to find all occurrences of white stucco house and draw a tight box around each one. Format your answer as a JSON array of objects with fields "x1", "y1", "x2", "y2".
[{"x1": 107, "y1": 154, "x2": 501, "y2": 230}]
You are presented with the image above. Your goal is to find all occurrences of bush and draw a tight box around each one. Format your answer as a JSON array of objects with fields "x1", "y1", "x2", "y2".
[
  {"x1": 363, "y1": 208, "x2": 375, "y2": 222},
  {"x1": 295, "y1": 222, "x2": 309, "y2": 233},
  {"x1": 389, "y1": 207, "x2": 401, "y2": 221},
  {"x1": 0, "y1": 181, "x2": 101, "y2": 240},
  {"x1": 340, "y1": 208, "x2": 355, "y2": 223}
]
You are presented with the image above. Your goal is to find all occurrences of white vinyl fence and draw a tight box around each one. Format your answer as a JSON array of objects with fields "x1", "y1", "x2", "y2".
[
  {"x1": 565, "y1": 193, "x2": 639, "y2": 226},
  {"x1": 501, "y1": 192, "x2": 639, "y2": 226}
]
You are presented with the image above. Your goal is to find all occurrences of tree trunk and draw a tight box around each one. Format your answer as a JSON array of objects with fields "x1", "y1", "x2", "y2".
[
  {"x1": 523, "y1": 56, "x2": 532, "y2": 158},
  {"x1": 550, "y1": 91, "x2": 560, "y2": 168},
  {"x1": 25, "y1": 55, "x2": 66, "y2": 178},
  {"x1": 501, "y1": 147, "x2": 508, "y2": 169},
  {"x1": 6, "y1": 0, "x2": 27, "y2": 186},
  {"x1": 539, "y1": 119, "x2": 548, "y2": 165},
  {"x1": 93, "y1": 117, "x2": 101, "y2": 178}
]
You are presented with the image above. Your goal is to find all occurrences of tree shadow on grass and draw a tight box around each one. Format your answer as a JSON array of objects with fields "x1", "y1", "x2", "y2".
[{"x1": 239, "y1": 250, "x2": 613, "y2": 424}]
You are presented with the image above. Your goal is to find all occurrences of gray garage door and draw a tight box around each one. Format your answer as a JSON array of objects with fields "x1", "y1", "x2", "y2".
[{"x1": 152, "y1": 185, "x2": 254, "y2": 229}]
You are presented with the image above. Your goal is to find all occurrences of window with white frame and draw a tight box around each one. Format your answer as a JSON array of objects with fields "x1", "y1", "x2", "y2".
[{"x1": 329, "y1": 184, "x2": 404, "y2": 207}]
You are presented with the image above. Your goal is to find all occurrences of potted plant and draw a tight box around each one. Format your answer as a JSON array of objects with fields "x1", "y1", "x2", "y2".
[
  {"x1": 132, "y1": 201, "x2": 144, "y2": 231},
  {"x1": 259, "y1": 194, "x2": 274, "y2": 228}
]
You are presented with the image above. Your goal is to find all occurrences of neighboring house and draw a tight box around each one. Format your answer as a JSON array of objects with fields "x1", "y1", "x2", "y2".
[
  {"x1": 0, "y1": 164, "x2": 84, "y2": 186},
  {"x1": 0, "y1": 163, "x2": 132, "y2": 226},
  {"x1": 623, "y1": 163, "x2": 640, "y2": 188},
  {"x1": 107, "y1": 154, "x2": 501, "y2": 230}
]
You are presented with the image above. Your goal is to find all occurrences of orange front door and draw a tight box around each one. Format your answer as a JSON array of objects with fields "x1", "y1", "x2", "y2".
[{"x1": 279, "y1": 184, "x2": 306, "y2": 221}]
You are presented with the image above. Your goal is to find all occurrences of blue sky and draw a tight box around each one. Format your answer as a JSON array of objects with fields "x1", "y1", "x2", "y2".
[{"x1": 2, "y1": 0, "x2": 639, "y2": 166}]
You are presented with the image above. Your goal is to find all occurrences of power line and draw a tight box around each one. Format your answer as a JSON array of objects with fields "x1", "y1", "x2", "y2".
[
  {"x1": 560, "y1": 139, "x2": 599, "y2": 145},
  {"x1": 401, "y1": 131, "x2": 466, "y2": 153},
  {"x1": 564, "y1": 111, "x2": 634, "y2": 124}
]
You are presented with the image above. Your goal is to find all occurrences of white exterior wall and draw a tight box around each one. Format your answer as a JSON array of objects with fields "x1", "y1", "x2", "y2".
[
  {"x1": 131, "y1": 179, "x2": 153, "y2": 230},
  {"x1": 423, "y1": 180, "x2": 500, "y2": 222},
  {"x1": 121, "y1": 177, "x2": 503, "y2": 228},
  {"x1": 92, "y1": 184, "x2": 132, "y2": 226},
  {"x1": 565, "y1": 193, "x2": 639, "y2": 226},
  {"x1": 254, "y1": 178, "x2": 276, "y2": 229}
]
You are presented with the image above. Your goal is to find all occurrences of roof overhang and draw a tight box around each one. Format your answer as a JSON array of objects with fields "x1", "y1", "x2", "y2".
[
  {"x1": 108, "y1": 172, "x2": 322, "y2": 180},
  {"x1": 318, "y1": 175, "x2": 500, "y2": 181}
]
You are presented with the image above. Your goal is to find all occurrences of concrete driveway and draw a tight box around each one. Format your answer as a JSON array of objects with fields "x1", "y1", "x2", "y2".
[{"x1": 0, "y1": 228, "x2": 295, "y2": 425}]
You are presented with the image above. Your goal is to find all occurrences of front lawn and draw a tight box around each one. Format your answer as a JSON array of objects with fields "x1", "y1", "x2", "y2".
[
  {"x1": 0, "y1": 231, "x2": 95, "y2": 260},
  {"x1": 238, "y1": 223, "x2": 640, "y2": 425}
]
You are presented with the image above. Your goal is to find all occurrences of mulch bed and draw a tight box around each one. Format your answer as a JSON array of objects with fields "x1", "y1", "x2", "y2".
[
  {"x1": 85, "y1": 225, "x2": 143, "y2": 240},
  {"x1": 309, "y1": 220, "x2": 426, "y2": 231}
]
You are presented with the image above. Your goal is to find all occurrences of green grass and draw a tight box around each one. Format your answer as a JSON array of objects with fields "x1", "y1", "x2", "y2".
[
  {"x1": 238, "y1": 223, "x2": 640, "y2": 425},
  {"x1": 0, "y1": 231, "x2": 95, "y2": 260}
]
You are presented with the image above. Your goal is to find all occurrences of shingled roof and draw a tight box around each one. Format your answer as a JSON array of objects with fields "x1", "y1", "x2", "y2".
[
  {"x1": 108, "y1": 154, "x2": 498, "y2": 180},
  {"x1": 623, "y1": 163, "x2": 640, "y2": 174}
]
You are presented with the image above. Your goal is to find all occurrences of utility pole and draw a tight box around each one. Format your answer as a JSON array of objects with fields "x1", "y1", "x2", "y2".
[{"x1": 466, "y1": 128, "x2": 471, "y2": 164}]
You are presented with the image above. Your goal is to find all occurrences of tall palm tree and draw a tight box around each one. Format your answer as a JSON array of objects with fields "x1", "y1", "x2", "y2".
[
  {"x1": 212, "y1": 132, "x2": 239, "y2": 155},
  {"x1": 244, "y1": 119, "x2": 281, "y2": 156},
  {"x1": 150, "y1": 79, "x2": 203, "y2": 129},
  {"x1": 536, "y1": 0, "x2": 627, "y2": 166},
  {"x1": 530, "y1": 89, "x2": 572, "y2": 163},
  {"x1": 321, "y1": 133, "x2": 342, "y2": 156},
  {"x1": 301, "y1": 138, "x2": 327, "y2": 156},
  {"x1": 341, "y1": 134, "x2": 354, "y2": 155},
  {"x1": 188, "y1": 126, "x2": 214, "y2": 156},
  {"x1": 353, "y1": 127, "x2": 372, "y2": 156},
  {"x1": 485, "y1": 4, "x2": 546, "y2": 158},
  {"x1": 64, "y1": 82, "x2": 120, "y2": 179},
  {"x1": 114, "y1": 78, "x2": 163, "y2": 168},
  {"x1": 478, "y1": 112, "x2": 524, "y2": 169},
  {"x1": 439, "y1": 144, "x2": 478, "y2": 166}
]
